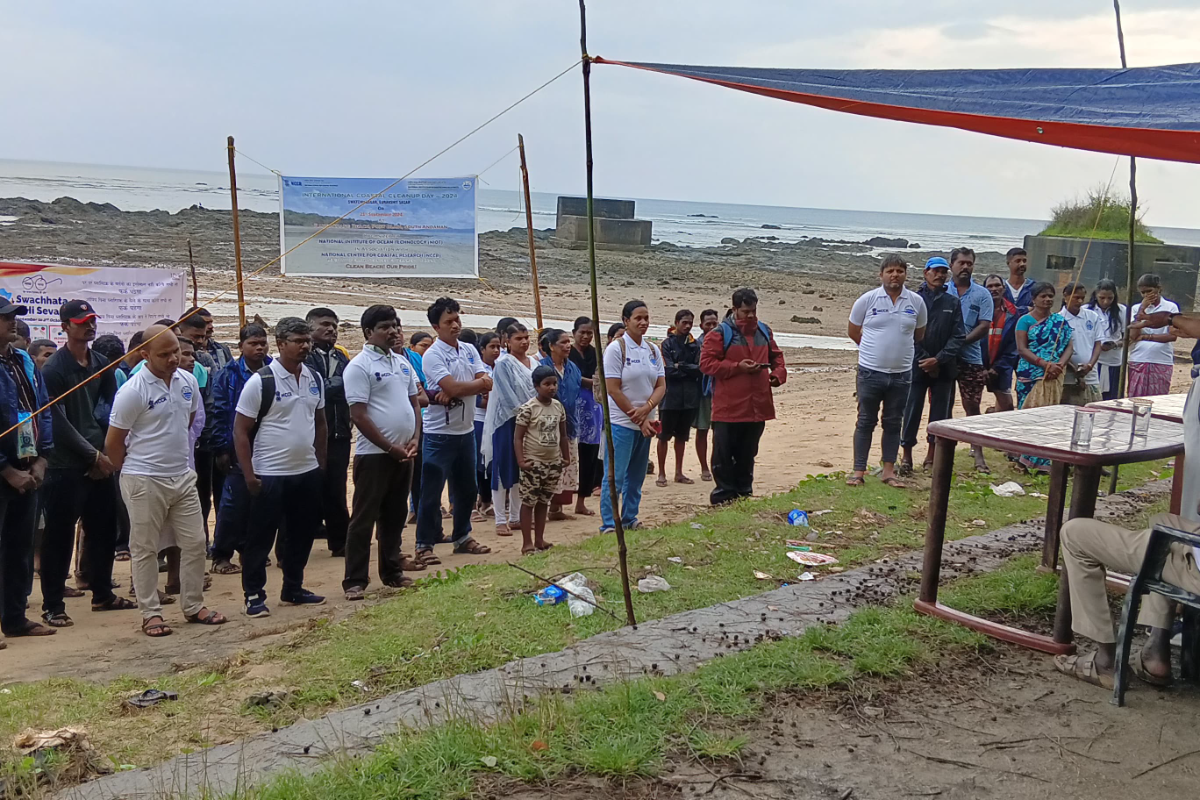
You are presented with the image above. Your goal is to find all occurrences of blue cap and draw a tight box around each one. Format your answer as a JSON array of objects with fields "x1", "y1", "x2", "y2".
[{"x1": 924, "y1": 256, "x2": 950, "y2": 271}]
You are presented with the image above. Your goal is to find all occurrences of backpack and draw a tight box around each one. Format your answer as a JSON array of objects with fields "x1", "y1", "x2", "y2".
[
  {"x1": 616, "y1": 336, "x2": 661, "y2": 374},
  {"x1": 250, "y1": 364, "x2": 322, "y2": 439},
  {"x1": 718, "y1": 319, "x2": 772, "y2": 354}
]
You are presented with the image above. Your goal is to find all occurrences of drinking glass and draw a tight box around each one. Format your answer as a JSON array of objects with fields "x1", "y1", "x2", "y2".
[
  {"x1": 1070, "y1": 407, "x2": 1095, "y2": 449},
  {"x1": 1131, "y1": 400, "x2": 1153, "y2": 438}
]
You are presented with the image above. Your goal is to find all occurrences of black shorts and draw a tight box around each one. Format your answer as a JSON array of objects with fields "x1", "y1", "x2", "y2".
[{"x1": 658, "y1": 408, "x2": 697, "y2": 443}]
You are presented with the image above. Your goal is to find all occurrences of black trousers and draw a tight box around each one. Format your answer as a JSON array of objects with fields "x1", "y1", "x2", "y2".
[
  {"x1": 710, "y1": 421, "x2": 765, "y2": 506},
  {"x1": 41, "y1": 468, "x2": 118, "y2": 614},
  {"x1": 0, "y1": 482, "x2": 37, "y2": 634},
  {"x1": 193, "y1": 449, "x2": 226, "y2": 539},
  {"x1": 578, "y1": 441, "x2": 602, "y2": 497},
  {"x1": 343, "y1": 454, "x2": 413, "y2": 591},
  {"x1": 322, "y1": 438, "x2": 351, "y2": 552},
  {"x1": 211, "y1": 464, "x2": 251, "y2": 563},
  {"x1": 241, "y1": 469, "x2": 321, "y2": 602},
  {"x1": 901, "y1": 365, "x2": 957, "y2": 449}
]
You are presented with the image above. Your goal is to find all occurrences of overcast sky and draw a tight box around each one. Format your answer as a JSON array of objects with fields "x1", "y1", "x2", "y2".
[{"x1": 2, "y1": 1, "x2": 1198, "y2": 226}]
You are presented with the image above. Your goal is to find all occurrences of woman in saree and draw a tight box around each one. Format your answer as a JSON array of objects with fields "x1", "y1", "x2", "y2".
[
  {"x1": 481, "y1": 323, "x2": 536, "y2": 536},
  {"x1": 539, "y1": 328, "x2": 583, "y2": 520},
  {"x1": 1014, "y1": 281, "x2": 1074, "y2": 471}
]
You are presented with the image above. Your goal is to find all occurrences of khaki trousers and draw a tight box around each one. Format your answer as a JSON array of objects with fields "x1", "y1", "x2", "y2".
[
  {"x1": 1060, "y1": 513, "x2": 1200, "y2": 644},
  {"x1": 120, "y1": 472, "x2": 206, "y2": 620}
]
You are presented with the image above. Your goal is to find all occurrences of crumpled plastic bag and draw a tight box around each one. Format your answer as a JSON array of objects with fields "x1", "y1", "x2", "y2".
[
  {"x1": 991, "y1": 481, "x2": 1026, "y2": 497},
  {"x1": 559, "y1": 572, "x2": 596, "y2": 617},
  {"x1": 13, "y1": 727, "x2": 112, "y2": 783},
  {"x1": 637, "y1": 575, "x2": 672, "y2": 593}
]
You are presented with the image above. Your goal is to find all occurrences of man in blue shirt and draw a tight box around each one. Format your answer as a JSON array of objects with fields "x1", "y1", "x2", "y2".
[{"x1": 949, "y1": 247, "x2": 995, "y2": 472}]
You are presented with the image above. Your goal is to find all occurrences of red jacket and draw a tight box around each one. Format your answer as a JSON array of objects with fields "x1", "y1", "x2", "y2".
[{"x1": 700, "y1": 319, "x2": 786, "y2": 423}]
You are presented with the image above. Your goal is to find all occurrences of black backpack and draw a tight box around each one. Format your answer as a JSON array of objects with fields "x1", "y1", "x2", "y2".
[{"x1": 250, "y1": 364, "x2": 322, "y2": 439}]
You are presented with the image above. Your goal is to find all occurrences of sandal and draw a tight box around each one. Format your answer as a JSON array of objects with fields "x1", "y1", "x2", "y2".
[
  {"x1": 211, "y1": 560, "x2": 241, "y2": 575},
  {"x1": 655, "y1": 476, "x2": 668, "y2": 488},
  {"x1": 574, "y1": 506, "x2": 596, "y2": 517},
  {"x1": 453, "y1": 539, "x2": 492, "y2": 555},
  {"x1": 880, "y1": 476, "x2": 907, "y2": 489},
  {"x1": 345, "y1": 586, "x2": 366, "y2": 601},
  {"x1": 1053, "y1": 651, "x2": 1114, "y2": 689},
  {"x1": 63, "y1": 586, "x2": 85, "y2": 598},
  {"x1": 521, "y1": 546, "x2": 537, "y2": 556},
  {"x1": 185, "y1": 608, "x2": 227, "y2": 625},
  {"x1": 41, "y1": 611, "x2": 73, "y2": 628},
  {"x1": 415, "y1": 549, "x2": 442, "y2": 566},
  {"x1": 9, "y1": 620, "x2": 56, "y2": 636},
  {"x1": 674, "y1": 476, "x2": 695, "y2": 485},
  {"x1": 495, "y1": 524, "x2": 513, "y2": 537},
  {"x1": 115, "y1": 551, "x2": 131, "y2": 562},
  {"x1": 92, "y1": 596, "x2": 136, "y2": 612},
  {"x1": 535, "y1": 542, "x2": 554, "y2": 551},
  {"x1": 471, "y1": 510, "x2": 487, "y2": 523},
  {"x1": 142, "y1": 617, "x2": 172, "y2": 638},
  {"x1": 382, "y1": 576, "x2": 414, "y2": 589},
  {"x1": 1132, "y1": 649, "x2": 1174, "y2": 688},
  {"x1": 399, "y1": 554, "x2": 427, "y2": 572},
  {"x1": 700, "y1": 471, "x2": 713, "y2": 482},
  {"x1": 845, "y1": 475, "x2": 865, "y2": 487}
]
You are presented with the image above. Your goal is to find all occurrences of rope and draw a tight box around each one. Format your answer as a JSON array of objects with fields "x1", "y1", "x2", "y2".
[
  {"x1": 233, "y1": 148, "x2": 282, "y2": 177},
  {"x1": 475, "y1": 145, "x2": 520, "y2": 182},
  {"x1": 0, "y1": 59, "x2": 582, "y2": 441}
]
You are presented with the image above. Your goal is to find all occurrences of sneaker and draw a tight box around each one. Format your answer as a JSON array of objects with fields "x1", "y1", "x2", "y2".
[
  {"x1": 600, "y1": 526, "x2": 616, "y2": 534},
  {"x1": 244, "y1": 597, "x2": 271, "y2": 618},
  {"x1": 280, "y1": 589, "x2": 327, "y2": 607}
]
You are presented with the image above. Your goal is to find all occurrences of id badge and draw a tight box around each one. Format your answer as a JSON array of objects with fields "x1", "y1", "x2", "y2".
[{"x1": 15, "y1": 411, "x2": 36, "y2": 460}]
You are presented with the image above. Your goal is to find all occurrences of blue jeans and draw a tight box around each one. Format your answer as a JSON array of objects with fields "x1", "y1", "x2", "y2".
[
  {"x1": 600, "y1": 424, "x2": 652, "y2": 530},
  {"x1": 211, "y1": 464, "x2": 250, "y2": 563},
  {"x1": 416, "y1": 432, "x2": 477, "y2": 549},
  {"x1": 854, "y1": 367, "x2": 911, "y2": 471}
]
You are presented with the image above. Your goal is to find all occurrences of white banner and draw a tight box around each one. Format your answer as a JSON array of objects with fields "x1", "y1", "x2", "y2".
[{"x1": 0, "y1": 262, "x2": 187, "y2": 344}]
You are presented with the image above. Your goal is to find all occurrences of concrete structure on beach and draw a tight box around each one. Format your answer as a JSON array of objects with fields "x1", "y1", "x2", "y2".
[
  {"x1": 554, "y1": 196, "x2": 653, "y2": 252},
  {"x1": 1024, "y1": 234, "x2": 1200, "y2": 311}
]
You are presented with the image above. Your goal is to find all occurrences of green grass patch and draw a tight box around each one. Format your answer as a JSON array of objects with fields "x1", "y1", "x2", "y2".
[{"x1": 0, "y1": 453, "x2": 1168, "y2": 770}]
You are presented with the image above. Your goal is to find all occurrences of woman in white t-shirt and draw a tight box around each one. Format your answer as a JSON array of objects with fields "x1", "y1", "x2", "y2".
[
  {"x1": 1128, "y1": 273, "x2": 1178, "y2": 397},
  {"x1": 600, "y1": 300, "x2": 666, "y2": 533},
  {"x1": 1086, "y1": 279, "x2": 1126, "y2": 401}
]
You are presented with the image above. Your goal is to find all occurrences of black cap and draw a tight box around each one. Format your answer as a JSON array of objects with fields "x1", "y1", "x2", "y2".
[
  {"x1": 60, "y1": 299, "x2": 100, "y2": 324},
  {"x1": 0, "y1": 298, "x2": 28, "y2": 317}
]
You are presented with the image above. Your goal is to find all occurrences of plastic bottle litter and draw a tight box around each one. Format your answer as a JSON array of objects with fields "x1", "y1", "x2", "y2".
[
  {"x1": 798, "y1": 571, "x2": 815, "y2": 581},
  {"x1": 787, "y1": 509, "x2": 810, "y2": 527},
  {"x1": 559, "y1": 572, "x2": 596, "y2": 617},
  {"x1": 637, "y1": 575, "x2": 672, "y2": 593},
  {"x1": 535, "y1": 585, "x2": 566, "y2": 606}
]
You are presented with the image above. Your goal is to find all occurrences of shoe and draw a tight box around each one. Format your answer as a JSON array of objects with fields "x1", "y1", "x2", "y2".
[
  {"x1": 280, "y1": 590, "x2": 327, "y2": 607},
  {"x1": 330, "y1": 548, "x2": 345, "y2": 558},
  {"x1": 600, "y1": 526, "x2": 616, "y2": 534},
  {"x1": 244, "y1": 597, "x2": 271, "y2": 618}
]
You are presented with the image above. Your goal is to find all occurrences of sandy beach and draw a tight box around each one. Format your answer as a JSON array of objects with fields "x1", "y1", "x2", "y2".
[{"x1": 0, "y1": 195, "x2": 1192, "y2": 683}]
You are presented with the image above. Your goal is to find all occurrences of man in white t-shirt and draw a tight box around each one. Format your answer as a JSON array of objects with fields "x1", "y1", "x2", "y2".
[
  {"x1": 341, "y1": 305, "x2": 422, "y2": 600},
  {"x1": 1128, "y1": 274, "x2": 1179, "y2": 397},
  {"x1": 414, "y1": 297, "x2": 493, "y2": 563},
  {"x1": 1059, "y1": 282, "x2": 1106, "y2": 406},
  {"x1": 106, "y1": 325, "x2": 226, "y2": 637},
  {"x1": 847, "y1": 255, "x2": 928, "y2": 487},
  {"x1": 233, "y1": 317, "x2": 328, "y2": 618}
]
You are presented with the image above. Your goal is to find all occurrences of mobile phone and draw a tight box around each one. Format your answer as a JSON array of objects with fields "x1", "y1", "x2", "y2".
[{"x1": 757, "y1": 363, "x2": 770, "y2": 370}]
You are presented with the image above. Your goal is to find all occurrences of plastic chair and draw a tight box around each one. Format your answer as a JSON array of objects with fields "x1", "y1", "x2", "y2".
[{"x1": 1113, "y1": 521, "x2": 1200, "y2": 706}]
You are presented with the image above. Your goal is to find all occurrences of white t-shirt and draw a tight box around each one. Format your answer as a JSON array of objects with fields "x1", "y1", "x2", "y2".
[
  {"x1": 236, "y1": 359, "x2": 325, "y2": 476},
  {"x1": 849, "y1": 286, "x2": 929, "y2": 373},
  {"x1": 602, "y1": 334, "x2": 666, "y2": 430},
  {"x1": 475, "y1": 361, "x2": 494, "y2": 423},
  {"x1": 421, "y1": 338, "x2": 483, "y2": 435},
  {"x1": 1091, "y1": 303, "x2": 1127, "y2": 368},
  {"x1": 344, "y1": 347, "x2": 420, "y2": 456},
  {"x1": 109, "y1": 366, "x2": 200, "y2": 478},
  {"x1": 1130, "y1": 298, "x2": 1180, "y2": 365},
  {"x1": 1060, "y1": 306, "x2": 1104, "y2": 386}
]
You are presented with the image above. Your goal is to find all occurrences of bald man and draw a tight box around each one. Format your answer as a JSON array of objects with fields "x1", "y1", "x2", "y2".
[{"x1": 106, "y1": 326, "x2": 226, "y2": 637}]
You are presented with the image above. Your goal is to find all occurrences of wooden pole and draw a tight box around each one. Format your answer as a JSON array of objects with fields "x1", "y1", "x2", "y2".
[
  {"x1": 579, "y1": 0, "x2": 636, "y2": 628},
  {"x1": 226, "y1": 136, "x2": 247, "y2": 328},
  {"x1": 518, "y1": 134, "x2": 544, "y2": 329},
  {"x1": 1110, "y1": 0, "x2": 1137, "y2": 496},
  {"x1": 186, "y1": 238, "x2": 199, "y2": 307}
]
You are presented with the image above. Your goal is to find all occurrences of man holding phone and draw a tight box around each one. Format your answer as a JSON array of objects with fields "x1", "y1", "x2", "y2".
[{"x1": 700, "y1": 288, "x2": 787, "y2": 505}]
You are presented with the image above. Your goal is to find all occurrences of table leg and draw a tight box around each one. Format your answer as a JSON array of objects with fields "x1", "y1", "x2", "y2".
[
  {"x1": 918, "y1": 436, "x2": 955, "y2": 604},
  {"x1": 1051, "y1": 464, "x2": 1103, "y2": 646},
  {"x1": 1171, "y1": 457, "x2": 1185, "y2": 515},
  {"x1": 1041, "y1": 461, "x2": 1069, "y2": 571}
]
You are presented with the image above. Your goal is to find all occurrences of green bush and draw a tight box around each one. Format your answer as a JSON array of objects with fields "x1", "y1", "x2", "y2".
[{"x1": 1040, "y1": 186, "x2": 1161, "y2": 243}]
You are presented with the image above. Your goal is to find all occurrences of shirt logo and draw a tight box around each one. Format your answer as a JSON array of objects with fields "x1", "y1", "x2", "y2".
[
  {"x1": 147, "y1": 396, "x2": 168, "y2": 411},
  {"x1": 182, "y1": 387, "x2": 193, "y2": 401},
  {"x1": 309, "y1": 385, "x2": 320, "y2": 395}
]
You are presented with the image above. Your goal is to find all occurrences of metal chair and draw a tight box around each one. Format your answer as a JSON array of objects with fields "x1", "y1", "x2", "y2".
[{"x1": 1113, "y1": 521, "x2": 1200, "y2": 706}]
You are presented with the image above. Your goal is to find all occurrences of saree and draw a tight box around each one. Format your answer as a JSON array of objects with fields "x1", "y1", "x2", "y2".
[
  {"x1": 1015, "y1": 313, "x2": 1072, "y2": 469},
  {"x1": 481, "y1": 353, "x2": 535, "y2": 470}
]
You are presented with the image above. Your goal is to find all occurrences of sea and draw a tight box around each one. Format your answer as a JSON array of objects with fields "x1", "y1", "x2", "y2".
[{"x1": 6, "y1": 159, "x2": 1200, "y2": 251}]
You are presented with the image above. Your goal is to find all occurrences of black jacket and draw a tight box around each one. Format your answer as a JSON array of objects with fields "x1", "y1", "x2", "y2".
[
  {"x1": 306, "y1": 344, "x2": 351, "y2": 441},
  {"x1": 914, "y1": 283, "x2": 966, "y2": 367},
  {"x1": 661, "y1": 333, "x2": 702, "y2": 411}
]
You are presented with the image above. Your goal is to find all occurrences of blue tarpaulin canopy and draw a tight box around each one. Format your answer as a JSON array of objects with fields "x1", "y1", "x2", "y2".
[{"x1": 594, "y1": 59, "x2": 1200, "y2": 164}]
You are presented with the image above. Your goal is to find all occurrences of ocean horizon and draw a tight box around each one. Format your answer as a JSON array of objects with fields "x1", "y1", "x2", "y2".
[{"x1": 4, "y1": 158, "x2": 1200, "y2": 252}]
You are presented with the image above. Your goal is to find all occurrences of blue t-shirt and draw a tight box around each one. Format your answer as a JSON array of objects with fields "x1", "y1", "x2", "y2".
[{"x1": 952, "y1": 280, "x2": 994, "y2": 366}]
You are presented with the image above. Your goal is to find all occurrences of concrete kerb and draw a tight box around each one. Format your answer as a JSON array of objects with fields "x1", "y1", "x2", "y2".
[{"x1": 57, "y1": 480, "x2": 1170, "y2": 800}]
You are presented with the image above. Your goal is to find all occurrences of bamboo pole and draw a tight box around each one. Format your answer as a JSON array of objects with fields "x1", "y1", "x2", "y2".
[
  {"x1": 1110, "y1": 0, "x2": 1138, "y2": 496},
  {"x1": 518, "y1": 134, "x2": 545, "y2": 329},
  {"x1": 579, "y1": 0, "x2": 637, "y2": 628},
  {"x1": 187, "y1": 238, "x2": 199, "y2": 307},
  {"x1": 226, "y1": 136, "x2": 247, "y2": 328}
]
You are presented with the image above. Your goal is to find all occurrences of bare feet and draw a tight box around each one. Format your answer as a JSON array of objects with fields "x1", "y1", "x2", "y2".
[{"x1": 548, "y1": 509, "x2": 574, "y2": 521}]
